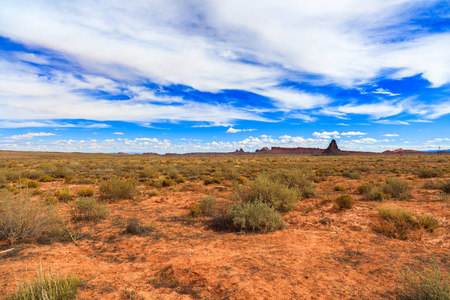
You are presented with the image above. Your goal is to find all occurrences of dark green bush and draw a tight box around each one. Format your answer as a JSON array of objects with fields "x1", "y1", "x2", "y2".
[
  {"x1": 334, "y1": 185, "x2": 345, "y2": 191},
  {"x1": 39, "y1": 175, "x2": 56, "y2": 182},
  {"x1": 17, "y1": 178, "x2": 39, "y2": 189},
  {"x1": 162, "y1": 179, "x2": 176, "y2": 187}
]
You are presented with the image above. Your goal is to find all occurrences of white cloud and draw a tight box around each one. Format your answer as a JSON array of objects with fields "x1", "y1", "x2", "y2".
[
  {"x1": 341, "y1": 131, "x2": 367, "y2": 136},
  {"x1": 226, "y1": 127, "x2": 256, "y2": 133},
  {"x1": 372, "y1": 88, "x2": 400, "y2": 96},
  {"x1": 351, "y1": 137, "x2": 378, "y2": 144},
  {"x1": 427, "y1": 138, "x2": 450, "y2": 143},
  {"x1": 312, "y1": 131, "x2": 340, "y2": 139},
  {"x1": 383, "y1": 133, "x2": 399, "y2": 137},
  {"x1": 374, "y1": 120, "x2": 409, "y2": 125},
  {"x1": 113, "y1": 132, "x2": 124, "y2": 135},
  {"x1": 254, "y1": 87, "x2": 331, "y2": 110},
  {"x1": 8, "y1": 132, "x2": 55, "y2": 140}
]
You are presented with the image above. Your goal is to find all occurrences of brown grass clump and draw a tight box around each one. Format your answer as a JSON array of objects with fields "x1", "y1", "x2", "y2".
[
  {"x1": 0, "y1": 191, "x2": 64, "y2": 244},
  {"x1": 7, "y1": 268, "x2": 82, "y2": 300},
  {"x1": 399, "y1": 261, "x2": 450, "y2": 300},
  {"x1": 125, "y1": 217, "x2": 155, "y2": 235},
  {"x1": 371, "y1": 206, "x2": 439, "y2": 240}
]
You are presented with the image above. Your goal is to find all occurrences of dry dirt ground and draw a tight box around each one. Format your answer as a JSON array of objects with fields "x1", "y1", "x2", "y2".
[{"x1": 1, "y1": 156, "x2": 449, "y2": 299}]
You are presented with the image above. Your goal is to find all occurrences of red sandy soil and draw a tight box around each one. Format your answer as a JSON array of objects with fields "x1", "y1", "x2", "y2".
[{"x1": 1, "y1": 177, "x2": 449, "y2": 299}]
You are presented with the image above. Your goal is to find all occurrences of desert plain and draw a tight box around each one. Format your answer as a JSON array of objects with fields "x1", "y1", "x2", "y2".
[{"x1": 0, "y1": 150, "x2": 449, "y2": 299}]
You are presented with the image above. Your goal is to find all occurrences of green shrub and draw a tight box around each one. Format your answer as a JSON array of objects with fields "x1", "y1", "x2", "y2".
[
  {"x1": 39, "y1": 175, "x2": 56, "y2": 182},
  {"x1": 227, "y1": 201, "x2": 285, "y2": 233},
  {"x1": 399, "y1": 261, "x2": 450, "y2": 300},
  {"x1": 70, "y1": 197, "x2": 109, "y2": 221},
  {"x1": 17, "y1": 178, "x2": 39, "y2": 189},
  {"x1": 334, "y1": 194, "x2": 355, "y2": 209},
  {"x1": 76, "y1": 187, "x2": 94, "y2": 197},
  {"x1": 7, "y1": 269, "x2": 82, "y2": 300},
  {"x1": 20, "y1": 169, "x2": 46, "y2": 180},
  {"x1": 167, "y1": 168, "x2": 180, "y2": 180},
  {"x1": 51, "y1": 166, "x2": 73, "y2": 179},
  {"x1": 189, "y1": 195, "x2": 217, "y2": 217},
  {"x1": 162, "y1": 179, "x2": 176, "y2": 187},
  {"x1": 54, "y1": 188, "x2": 74, "y2": 202},
  {"x1": 235, "y1": 176, "x2": 248, "y2": 184},
  {"x1": 176, "y1": 177, "x2": 186, "y2": 184},
  {"x1": 358, "y1": 183, "x2": 389, "y2": 201},
  {"x1": 99, "y1": 177, "x2": 140, "y2": 201},
  {"x1": 382, "y1": 177, "x2": 411, "y2": 199},
  {"x1": 439, "y1": 180, "x2": 450, "y2": 194},
  {"x1": 416, "y1": 167, "x2": 442, "y2": 178},
  {"x1": 138, "y1": 167, "x2": 159, "y2": 179},
  {"x1": 233, "y1": 175, "x2": 301, "y2": 213},
  {"x1": 265, "y1": 169, "x2": 316, "y2": 198},
  {"x1": 334, "y1": 185, "x2": 345, "y2": 191},
  {"x1": 125, "y1": 217, "x2": 155, "y2": 235},
  {"x1": 342, "y1": 170, "x2": 361, "y2": 179},
  {"x1": 0, "y1": 173, "x2": 7, "y2": 185},
  {"x1": 0, "y1": 191, "x2": 63, "y2": 244},
  {"x1": 45, "y1": 196, "x2": 59, "y2": 205},
  {"x1": 417, "y1": 215, "x2": 440, "y2": 232}
]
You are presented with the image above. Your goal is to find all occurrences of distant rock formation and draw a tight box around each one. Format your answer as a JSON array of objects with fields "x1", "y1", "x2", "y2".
[
  {"x1": 255, "y1": 147, "x2": 270, "y2": 152},
  {"x1": 235, "y1": 148, "x2": 245, "y2": 153},
  {"x1": 142, "y1": 152, "x2": 159, "y2": 156},
  {"x1": 382, "y1": 148, "x2": 421, "y2": 155},
  {"x1": 323, "y1": 139, "x2": 343, "y2": 155}
]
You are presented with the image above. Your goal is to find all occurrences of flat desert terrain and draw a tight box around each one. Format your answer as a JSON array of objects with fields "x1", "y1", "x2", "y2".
[{"x1": 0, "y1": 151, "x2": 449, "y2": 299}]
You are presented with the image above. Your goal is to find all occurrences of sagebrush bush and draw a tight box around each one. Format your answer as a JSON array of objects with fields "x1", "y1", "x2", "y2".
[
  {"x1": 17, "y1": 178, "x2": 39, "y2": 189},
  {"x1": 51, "y1": 166, "x2": 73, "y2": 179},
  {"x1": 138, "y1": 167, "x2": 159, "y2": 179},
  {"x1": 0, "y1": 191, "x2": 63, "y2": 244},
  {"x1": 357, "y1": 183, "x2": 389, "y2": 201},
  {"x1": 76, "y1": 187, "x2": 94, "y2": 197},
  {"x1": 99, "y1": 177, "x2": 140, "y2": 201},
  {"x1": 416, "y1": 167, "x2": 442, "y2": 179},
  {"x1": 382, "y1": 177, "x2": 411, "y2": 199},
  {"x1": 54, "y1": 188, "x2": 74, "y2": 202},
  {"x1": 334, "y1": 194, "x2": 355, "y2": 209},
  {"x1": 20, "y1": 169, "x2": 45, "y2": 180},
  {"x1": 162, "y1": 179, "x2": 176, "y2": 187},
  {"x1": 70, "y1": 197, "x2": 108, "y2": 221},
  {"x1": 189, "y1": 195, "x2": 217, "y2": 217},
  {"x1": 342, "y1": 170, "x2": 361, "y2": 180},
  {"x1": 334, "y1": 185, "x2": 345, "y2": 191},
  {"x1": 265, "y1": 168, "x2": 316, "y2": 198},
  {"x1": 7, "y1": 269, "x2": 82, "y2": 300},
  {"x1": 233, "y1": 175, "x2": 301, "y2": 213},
  {"x1": 439, "y1": 180, "x2": 450, "y2": 194},
  {"x1": 399, "y1": 261, "x2": 450, "y2": 300},
  {"x1": 39, "y1": 175, "x2": 56, "y2": 182},
  {"x1": 227, "y1": 201, "x2": 285, "y2": 233}
]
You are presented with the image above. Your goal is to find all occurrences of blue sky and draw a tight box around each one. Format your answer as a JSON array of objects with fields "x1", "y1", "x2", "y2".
[{"x1": 0, "y1": 0, "x2": 449, "y2": 153}]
